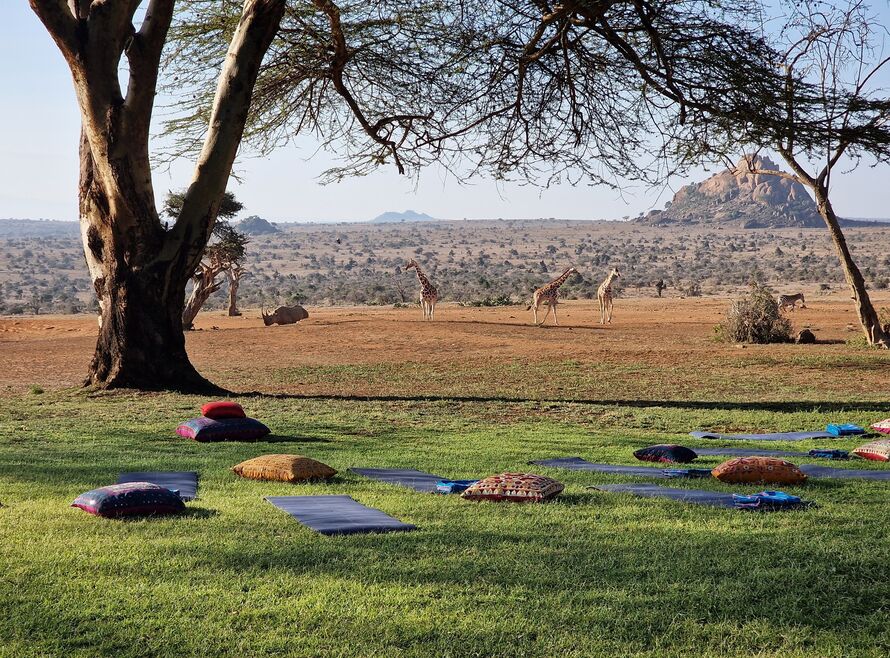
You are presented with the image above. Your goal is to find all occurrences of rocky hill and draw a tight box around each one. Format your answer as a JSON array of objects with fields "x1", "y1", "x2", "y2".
[{"x1": 638, "y1": 156, "x2": 824, "y2": 228}]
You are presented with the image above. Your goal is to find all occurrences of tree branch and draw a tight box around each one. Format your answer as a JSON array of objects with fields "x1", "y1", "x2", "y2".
[
  {"x1": 29, "y1": 0, "x2": 78, "y2": 57},
  {"x1": 125, "y1": 0, "x2": 175, "y2": 128},
  {"x1": 169, "y1": 0, "x2": 285, "y2": 260}
]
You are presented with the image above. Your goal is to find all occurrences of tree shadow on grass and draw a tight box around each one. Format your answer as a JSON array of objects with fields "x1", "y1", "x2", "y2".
[{"x1": 238, "y1": 391, "x2": 890, "y2": 414}]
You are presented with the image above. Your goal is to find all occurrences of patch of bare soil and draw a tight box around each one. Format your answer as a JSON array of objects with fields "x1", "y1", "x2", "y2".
[{"x1": 1, "y1": 293, "x2": 887, "y2": 399}]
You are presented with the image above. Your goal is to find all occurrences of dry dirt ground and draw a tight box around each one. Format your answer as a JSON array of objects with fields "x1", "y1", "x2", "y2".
[{"x1": 1, "y1": 294, "x2": 887, "y2": 402}]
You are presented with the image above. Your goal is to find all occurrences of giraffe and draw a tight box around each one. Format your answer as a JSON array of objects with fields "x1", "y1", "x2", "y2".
[
  {"x1": 597, "y1": 267, "x2": 621, "y2": 324},
  {"x1": 527, "y1": 267, "x2": 578, "y2": 326},
  {"x1": 405, "y1": 259, "x2": 438, "y2": 320}
]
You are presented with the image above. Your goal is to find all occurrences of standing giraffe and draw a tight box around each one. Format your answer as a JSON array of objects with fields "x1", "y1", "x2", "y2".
[
  {"x1": 527, "y1": 267, "x2": 578, "y2": 326},
  {"x1": 405, "y1": 259, "x2": 438, "y2": 320},
  {"x1": 597, "y1": 267, "x2": 621, "y2": 324}
]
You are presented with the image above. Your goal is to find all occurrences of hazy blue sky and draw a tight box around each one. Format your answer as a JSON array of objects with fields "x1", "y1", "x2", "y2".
[{"x1": 3, "y1": 2, "x2": 889, "y2": 223}]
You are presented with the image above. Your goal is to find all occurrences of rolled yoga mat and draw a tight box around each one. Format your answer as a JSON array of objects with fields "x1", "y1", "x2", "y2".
[
  {"x1": 265, "y1": 495, "x2": 417, "y2": 536},
  {"x1": 349, "y1": 468, "x2": 445, "y2": 493},
  {"x1": 117, "y1": 471, "x2": 198, "y2": 501},
  {"x1": 690, "y1": 431, "x2": 835, "y2": 442}
]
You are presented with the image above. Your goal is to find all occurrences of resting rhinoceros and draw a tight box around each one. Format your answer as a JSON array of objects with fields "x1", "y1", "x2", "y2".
[{"x1": 261, "y1": 305, "x2": 309, "y2": 326}]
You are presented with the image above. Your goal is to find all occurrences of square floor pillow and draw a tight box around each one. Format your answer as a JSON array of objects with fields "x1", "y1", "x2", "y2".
[
  {"x1": 177, "y1": 417, "x2": 270, "y2": 442},
  {"x1": 633, "y1": 444, "x2": 698, "y2": 464},
  {"x1": 851, "y1": 439, "x2": 890, "y2": 462},
  {"x1": 72, "y1": 482, "x2": 185, "y2": 518},
  {"x1": 712, "y1": 457, "x2": 807, "y2": 485},
  {"x1": 201, "y1": 401, "x2": 246, "y2": 420},
  {"x1": 871, "y1": 419, "x2": 890, "y2": 435},
  {"x1": 232, "y1": 454, "x2": 337, "y2": 482},
  {"x1": 461, "y1": 473, "x2": 564, "y2": 502}
]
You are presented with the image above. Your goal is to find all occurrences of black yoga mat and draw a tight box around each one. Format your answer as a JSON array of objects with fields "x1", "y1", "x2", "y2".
[
  {"x1": 265, "y1": 495, "x2": 417, "y2": 536},
  {"x1": 593, "y1": 484, "x2": 738, "y2": 508},
  {"x1": 349, "y1": 468, "x2": 444, "y2": 493},
  {"x1": 531, "y1": 457, "x2": 677, "y2": 477},
  {"x1": 799, "y1": 464, "x2": 890, "y2": 480},
  {"x1": 694, "y1": 447, "x2": 810, "y2": 458},
  {"x1": 118, "y1": 471, "x2": 198, "y2": 501},
  {"x1": 690, "y1": 431, "x2": 835, "y2": 442}
]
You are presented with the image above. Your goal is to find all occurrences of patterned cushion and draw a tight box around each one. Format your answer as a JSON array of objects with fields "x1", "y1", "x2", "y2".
[
  {"x1": 177, "y1": 417, "x2": 270, "y2": 442},
  {"x1": 712, "y1": 457, "x2": 807, "y2": 485},
  {"x1": 871, "y1": 419, "x2": 890, "y2": 435},
  {"x1": 461, "y1": 473, "x2": 564, "y2": 502},
  {"x1": 851, "y1": 439, "x2": 890, "y2": 462},
  {"x1": 72, "y1": 482, "x2": 185, "y2": 518},
  {"x1": 201, "y1": 401, "x2": 246, "y2": 420},
  {"x1": 232, "y1": 454, "x2": 337, "y2": 482},
  {"x1": 633, "y1": 444, "x2": 698, "y2": 464}
]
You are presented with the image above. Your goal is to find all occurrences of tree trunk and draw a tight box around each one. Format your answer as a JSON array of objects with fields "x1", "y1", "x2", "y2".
[
  {"x1": 182, "y1": 266, "x2": 223, "y2": 330},
  {"x1": 814, "y1": 189, "x2": 889, "y2": 348},
  {"x1": 227, "y1": 268, "x2": 243, "y2": 316}
]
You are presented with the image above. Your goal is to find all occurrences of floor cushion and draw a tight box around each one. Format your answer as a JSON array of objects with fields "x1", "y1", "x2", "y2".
[
  {"x1": 633, "y1": 444, "x2": 698, "y2": 464},
  {"x1": 435, "y1": 479, "x2": 478, "y2": 494},
  {"x1": 712, "y1": 457, "x2": 807, "y2": 485},
  {"x1": 871, "y1": 419, "x2": 890, "y2": 435},
  {"x1": 232, "y1": 454, "x2": 337, "y2": 482},
  {"x1": 177, "y1": 417, "x2": 270, "y2": 442},
  {"x1": 851, "y1": 439, "x2": 890, "y2": 462},
  {"x1": 72, "y1": 482, "x2": 185, "y2": 518},
  {"x1": 461, "y1": 473, "x2": 564, "y2": 502},
  {"x1": 201, "y1": 401, "x2": 246, "y2": 420}
]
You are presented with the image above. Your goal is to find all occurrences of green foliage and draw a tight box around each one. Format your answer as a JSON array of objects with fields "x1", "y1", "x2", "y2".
[
  {"x1": 163, "y1": 189, "x2": 243, "y2": 221},
  {"x1": 461, "y1": 294, "x2": 514, "y2": 307},
  {"x1": 719, "y1": 282, "x2": 792, "y2": 344}
]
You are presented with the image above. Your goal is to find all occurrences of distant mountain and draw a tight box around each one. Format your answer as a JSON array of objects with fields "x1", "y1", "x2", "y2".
[
  {"x1": 637, "y1": 156, "x2": 825, "y2": 228},
  {"x1": 237, "y1": 215, "x2": 280, "y2": 235},
  {"x1": 369, "y1": 210, "x2": 438, "y2": 223},
  {"x1": 0, "y1": 219, "x2": 79, "y2": 238}
]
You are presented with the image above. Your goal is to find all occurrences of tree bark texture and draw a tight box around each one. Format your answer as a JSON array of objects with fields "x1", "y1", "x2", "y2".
[
  {"x1": 182, "y1": 265, "x2": 225, "y2": 330},
  {"x1": 226, "y1": 267, "x2": 244, "y2": 316},
  {"x1": 813, "y1": 188, "x2": 889, "y2": 348},
  {"x1": 30, "y1": 0, "x2": 285, "y2": 390}
]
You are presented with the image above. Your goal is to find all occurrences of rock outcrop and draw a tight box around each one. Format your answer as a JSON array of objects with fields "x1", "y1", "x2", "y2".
[{"x1": 638, "y1": 156, "x2": 824, "y2": 228}]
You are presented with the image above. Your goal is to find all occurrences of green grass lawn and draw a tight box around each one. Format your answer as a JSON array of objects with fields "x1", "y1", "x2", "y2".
[{"x1": 1, "y1": 385, "x2": 889, "y2": 657}]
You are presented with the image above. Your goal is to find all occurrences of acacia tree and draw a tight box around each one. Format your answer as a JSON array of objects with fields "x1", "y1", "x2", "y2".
[
  {"x1": 29, "y1": 0, "x2": 284, "y2": 391},
  {"x1": 181, "y1": 222, "x2": 249, "y2": 329},
  {"x1": 730, "y1": 1, "x2": 890, "y2": 347}
]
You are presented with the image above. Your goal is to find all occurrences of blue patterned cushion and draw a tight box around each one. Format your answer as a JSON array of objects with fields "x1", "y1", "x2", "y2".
[{"x1": 177, "y1": 416, "x2": 270, "y2": 442}]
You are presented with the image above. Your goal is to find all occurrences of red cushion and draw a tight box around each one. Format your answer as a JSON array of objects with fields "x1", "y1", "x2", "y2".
[{"x1": 201, "y1": 401, "x2": 246, "y2": 419}]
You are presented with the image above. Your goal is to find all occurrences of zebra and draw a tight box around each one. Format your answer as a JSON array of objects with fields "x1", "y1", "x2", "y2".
[{"x1": 778, "y1": 293, "x2": 806, "y2": 311}]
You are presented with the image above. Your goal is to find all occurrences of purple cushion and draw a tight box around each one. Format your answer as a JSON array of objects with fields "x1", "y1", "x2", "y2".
[
  {"x1": 72, "y1": 482, "x2": 185, "y2": 518},
  {"x1": 176, "y1": 416, "x2": 270, "y2": 442},
  {"x1": 633, "y1": 444, "x2": 698, "y2": 464}
]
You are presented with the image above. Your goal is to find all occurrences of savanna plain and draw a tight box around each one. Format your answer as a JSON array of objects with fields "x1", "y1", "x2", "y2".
[{"x1": 1, "y1": 295, "x2": 888, "y2": 657}]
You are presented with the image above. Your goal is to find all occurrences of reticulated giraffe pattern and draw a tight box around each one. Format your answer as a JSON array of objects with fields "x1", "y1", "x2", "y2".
[
  {"x1": 597, "y1": 267, "x2": 621, "y2": 324},
  {"x1": 527, "y1": 267, "x2": 577, "y2": 326},
  {"x1": 405, "y1": 259, "x2": 438, "y2": 320}
]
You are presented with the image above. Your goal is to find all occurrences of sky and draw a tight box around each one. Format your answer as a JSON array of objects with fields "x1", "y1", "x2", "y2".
[{"x1": 3, "y1": 2, "x2": 890, "y2": 224}]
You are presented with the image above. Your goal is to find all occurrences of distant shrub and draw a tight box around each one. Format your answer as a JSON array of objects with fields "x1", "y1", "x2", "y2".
[
  {"x1": 719, "y1": 283, "x2": 792, "y2": 344},
  {"x1": 461, "y1": 294, "x2": 513, "y2": 307},
  {"x1": 29, "y1": 385, "x2": 44, "y2": 395}
]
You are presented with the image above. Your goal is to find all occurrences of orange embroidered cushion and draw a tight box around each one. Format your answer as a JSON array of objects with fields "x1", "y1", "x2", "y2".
[
  {"x1": 232, "y1": 454, "x2": 337, "y2": 483},
  {"x1": 712, "y1": 457, "x2": 807, "y2": 485},
  {"x1": 461, "y1": 472, "x2": 564, "y2": 502},
  {"x1": 852, "y1": 439, "x2": 890, "y2": 462}
]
